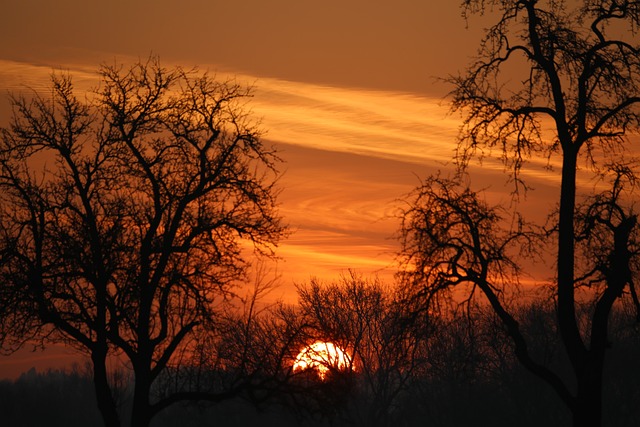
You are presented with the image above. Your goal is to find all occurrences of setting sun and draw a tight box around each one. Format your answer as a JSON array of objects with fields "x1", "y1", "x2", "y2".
[{"x1": 292, "y1": 341, "x2": 354, "y2": 380}]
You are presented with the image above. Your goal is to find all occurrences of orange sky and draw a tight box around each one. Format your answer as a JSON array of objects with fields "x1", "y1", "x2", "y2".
[
  {"x1": 0, "y1": 1, "x2": 489, "y2": 95},
  {"x1": 0, "y1": 1, "x2": 562, "y2": 377}
]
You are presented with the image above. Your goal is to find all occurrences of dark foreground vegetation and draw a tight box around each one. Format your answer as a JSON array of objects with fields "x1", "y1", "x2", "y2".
[{"x1": 1, "y1": 291, "x2": 639, "y2": 427}]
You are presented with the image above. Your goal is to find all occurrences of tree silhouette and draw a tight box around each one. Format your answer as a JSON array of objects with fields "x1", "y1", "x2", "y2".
[
  {"x1": 399, "y1": 2, "x2": 640, "y2": 426},
  {"x1": 0, "y1": 57, "x2": 285, "y2": 427},
  {"x1": 294, "y1": 273, "x2": 429, "y2": 427}
]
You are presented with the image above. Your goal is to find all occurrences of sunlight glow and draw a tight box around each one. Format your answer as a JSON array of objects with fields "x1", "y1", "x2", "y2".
[{"x1": 292, "y1": 341, "x2": 353, "y2": 380}]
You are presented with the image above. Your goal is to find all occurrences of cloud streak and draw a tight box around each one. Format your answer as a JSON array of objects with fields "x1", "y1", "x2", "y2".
[
  {"x1": 251, "y1": 76, "x2": 459, "y2": 165},
  {"x1": 0, "y1": 58, "x2": 561, "y2": 294}
]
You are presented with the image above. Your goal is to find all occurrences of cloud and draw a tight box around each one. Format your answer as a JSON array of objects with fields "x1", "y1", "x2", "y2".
[
  {"x1": 239, "y1": 71, "x2": 566, "y2": 190},
  {"x1": 251, "y1": 76, "x2": 459, "y2": 165},
  {"x1": 0, "y1": 57, "x2": 561, "y2": 292}
]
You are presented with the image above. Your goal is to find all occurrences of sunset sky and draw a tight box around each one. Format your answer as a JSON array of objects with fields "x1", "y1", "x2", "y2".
[{"x1": 0, "y1": 1, "x2": 563, "y2": 377}]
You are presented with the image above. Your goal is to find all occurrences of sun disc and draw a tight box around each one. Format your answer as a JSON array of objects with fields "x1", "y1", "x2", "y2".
[{"x1": 292, "y1": 341, "x2": 353, "y2": 380}]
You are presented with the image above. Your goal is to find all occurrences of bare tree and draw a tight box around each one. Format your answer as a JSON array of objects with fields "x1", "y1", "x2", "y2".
[
  {"x1": 295, "y1": 273, "x2": 428, "y2": 427},
  {"x1": 0, "y1": 57, "x2": 285, "y2": 427},
  {"x1": 399, "y1": 1, "x2": 640, "y2": 426}
]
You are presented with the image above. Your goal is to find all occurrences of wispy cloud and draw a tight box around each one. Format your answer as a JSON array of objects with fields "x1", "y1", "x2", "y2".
[
  {"x1": 251, "y1": 76, "x2": 460, "y2": 165},
  {"x1": 0, "y1": 57, "x2": 560, "y2": 291},
  {"x1": 0, "y1": 58, "x2": 461, "y2": 164},
  {"x1": 243, "y1": 72, "x2": 567, "y2": 189}
]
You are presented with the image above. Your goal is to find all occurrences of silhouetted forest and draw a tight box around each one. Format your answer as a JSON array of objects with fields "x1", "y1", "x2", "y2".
[{"x1": 1, "y1": 300, "x2": 638, "y2": 427}]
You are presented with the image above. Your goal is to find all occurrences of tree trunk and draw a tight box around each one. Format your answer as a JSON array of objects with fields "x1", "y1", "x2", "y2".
[
  {"x1": 574, "y1": 335, "x2": 607, "y2": 427},
  {"x1": 557, "y1": 146, "x2": 604, "y2": 427},
  {"x1": 130, "y1": 366, "x2": 153, "y2": 427},
  {"x1": 91, "y1": 350, "x2": 121, "y2": 427},
  {"x1": 557, "y1": 147, "x2": 584, "y2": 366},
  {"x1": 573, "y1": 366, "x2": 603, "y2": 427}
]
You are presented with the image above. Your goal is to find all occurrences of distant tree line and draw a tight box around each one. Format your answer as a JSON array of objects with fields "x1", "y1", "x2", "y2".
[{"x1": 1, "y1": 275, "x2": 639, "y2": 426}]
